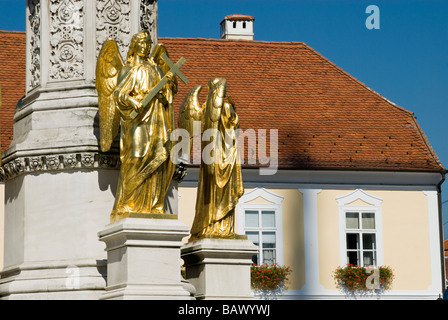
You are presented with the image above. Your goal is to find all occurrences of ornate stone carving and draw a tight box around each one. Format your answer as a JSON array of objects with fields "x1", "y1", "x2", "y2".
[
  {"x1": 29, "y1": 157, "x2": 44, "y2": 171},
  {"x1": 29, "y1": 0, "x2": 41, "y2": 89},
  {"x1": 63, "y1": 154, "x2": 78, "y2": 169},
  {"x1": 46, "y1": 156, "x2": 61, "y2": 170},
  {"x1": 140, "y1": 0, "x2": 157, "y2": 31},
  {"x1": 96, "y1": 0, "x2": 131, "y2": 60},
  {"x1": 0, "y1": 152, "x2": 120, "y2": 182},
  {"x1": 81, "y1": 153, "x2": 95, "y2": 167},
  {"x1": 49, "y1": 0, "x2": 85, "y2": 80},
  {"x1": 140, "y1": 0, "x2": 157, "y2": 51}
]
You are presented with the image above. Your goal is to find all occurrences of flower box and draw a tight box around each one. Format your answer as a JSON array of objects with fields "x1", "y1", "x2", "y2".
[
  {"x1": 251, "y1": 263, "x2": 292, "y2": 292},
  {"x1": 332, "y1": 264, "x2": 394, "y2": 292}
]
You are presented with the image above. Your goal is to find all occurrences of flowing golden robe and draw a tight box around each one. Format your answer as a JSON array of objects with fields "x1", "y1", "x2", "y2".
[
  {"x1": 190, "y1": 101, "x2": 244, "y2": 240},
  {"x1": 110, "y1": 60, "x2": 175, "y2": 222}
]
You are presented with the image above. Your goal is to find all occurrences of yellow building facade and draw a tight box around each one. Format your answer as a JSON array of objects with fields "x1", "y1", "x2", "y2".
[{"x1": 178, "y1": 168, "x2": 444, "y2": 299}]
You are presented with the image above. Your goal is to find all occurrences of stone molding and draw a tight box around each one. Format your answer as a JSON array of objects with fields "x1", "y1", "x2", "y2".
[
  {"x1": 0, "y1": 152, "x2": 120, "y2": 181},
  {"x1": 0, "y1": 259, "x2": 107, "y2": 300}
]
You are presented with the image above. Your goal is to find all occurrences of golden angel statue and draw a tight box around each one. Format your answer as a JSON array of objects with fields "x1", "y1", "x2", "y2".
[
  {"x1": 178, "y1": 78, "x2": 244, "y2": 241},
  {"x1": 96, "y1": 30, "x2": 186, "y2": 222}
]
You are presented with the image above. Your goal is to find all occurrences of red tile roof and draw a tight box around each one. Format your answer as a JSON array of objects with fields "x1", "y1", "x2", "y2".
[
  {"x1": 0, "y1": 31, "x2": 26, "y2": 152},
  {"x1": 160, "y1": 37, "x2": 444, "y2": 172},
  {"x1": 0, "y1": 31, "x2": 444, "y2": 172}
]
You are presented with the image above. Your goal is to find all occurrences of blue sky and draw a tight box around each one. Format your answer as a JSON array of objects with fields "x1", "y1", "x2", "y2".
[{"x1": 1, "y1": 0, "x2": 448, "y2": 236}]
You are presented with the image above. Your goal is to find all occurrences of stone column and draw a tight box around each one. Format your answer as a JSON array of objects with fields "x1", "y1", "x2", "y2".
[
  {"x1": 297, "y1": 188, "x2": 325, "y2": 296},
  {"x1": 0, "y1": 0, "x2": 159, "y2": 300}
]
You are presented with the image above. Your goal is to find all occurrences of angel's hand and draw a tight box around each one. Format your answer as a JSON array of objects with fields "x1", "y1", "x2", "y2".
[
  {"x1": 165, "y1": 72, "x2": 178, "y2": 93},
  {"x1": 134, "y1": 102, "x2": 142, "y2": 114},
  {"x1": 156, "y1": 90, "x2": 169, "y2": 105},
  {"x1": 125, "y1": 97, "x2": 142, "y2": 113},
  {"x1": 165, "y1": 72, "x2": 174, "y2": 84}
]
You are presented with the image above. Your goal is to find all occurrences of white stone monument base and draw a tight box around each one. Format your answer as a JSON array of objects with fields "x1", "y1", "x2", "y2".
[
  {"x1": 181, "y1": 238, "x2": 258, "y2": 300},
  {"x1": 98, "y1": 217, "x2": 194, "y2": 300},
  {"x1": 0, "y1": 259, "x2": 107, "y2": 300}
]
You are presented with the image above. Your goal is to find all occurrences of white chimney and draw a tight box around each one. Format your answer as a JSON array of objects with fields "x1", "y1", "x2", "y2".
[{"x1": 220, "y1": 14, "x2": 255, "y2": 40}]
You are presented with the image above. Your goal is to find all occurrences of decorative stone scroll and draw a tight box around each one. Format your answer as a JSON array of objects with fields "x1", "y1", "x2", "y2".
[
  {"x1": 96, "y1": 0, "x2": 132, "y2": 60},
  {"x1": 140, "y1": 0, "x2": 158, "y2": 51},
  {"x1": 140, "y1": 0, "x2": 157, "y2": 32},
  {"x1": 49, "y1": 0, "x2": 85, "y2": 80},
  {"x1": 0, "y1": 152, "x2": 120, "y2": 182},
  {"x1": 29, "y1": 0, "x2": 41, "y2": 89}
]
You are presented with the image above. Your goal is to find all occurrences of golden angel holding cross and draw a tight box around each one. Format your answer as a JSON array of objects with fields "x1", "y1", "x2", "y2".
[{"x1": 96, "y1": 30, "x2": 188, "y2": 222}]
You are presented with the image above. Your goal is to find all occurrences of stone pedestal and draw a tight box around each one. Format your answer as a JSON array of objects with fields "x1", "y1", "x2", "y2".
[
  {"x1": 181, "y1": 238, "x2": 258, "y2": 300},
  {"x1": 0, "y1": 170, "x2": 114, "y2": 300},
  {"x1": 98, "y1": 217, "x2": 194, "y2": 300},
  {"x1": 0, "y1": 259, "x2": 107, "y2": 300}
]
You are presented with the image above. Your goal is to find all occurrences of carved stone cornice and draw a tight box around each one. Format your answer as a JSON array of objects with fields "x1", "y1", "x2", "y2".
[{"x1": 0, "y1": 152, "x2": 120, "y2": 182}]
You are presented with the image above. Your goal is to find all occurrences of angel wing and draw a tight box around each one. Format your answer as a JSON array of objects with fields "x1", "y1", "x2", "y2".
[
  {"x1": 204, "y1": 77, "x2": 227, "y2": 130},
  {"x1": 178, "y1": 78, "x2": 227, "y2": 135},
  {"x1": 96, "y1": 38, "x2": 124, "y2": 152},
  {"x1": 178, "y1": 85, "x2": 205, "y2": 138}
]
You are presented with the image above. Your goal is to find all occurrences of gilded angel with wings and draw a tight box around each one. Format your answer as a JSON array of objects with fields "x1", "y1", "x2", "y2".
[
  {"x1": 178, "y1": 78, "x2": 244, "y2": 241},
  {"x1": 96, "y1": 30, "x2": 179, "y2": 222}
]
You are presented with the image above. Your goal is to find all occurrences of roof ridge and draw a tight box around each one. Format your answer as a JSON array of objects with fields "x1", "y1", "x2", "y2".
[
  {"x1": 0, "y1": 30, "x2": 26, "y2": 34},
  {"x1": 159, "y1": 37, "x2": 305, "y2": 46}
]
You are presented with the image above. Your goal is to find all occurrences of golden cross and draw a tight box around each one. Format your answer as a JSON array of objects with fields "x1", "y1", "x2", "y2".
[{"x1": 130, "y1": 54, "x2": 188, "y2": 119}]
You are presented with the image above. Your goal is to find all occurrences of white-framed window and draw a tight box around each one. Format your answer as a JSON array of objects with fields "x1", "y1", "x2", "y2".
[
  {"x1": 245, "y1": 209, "x2": 277, "y2": 264},
  {"x1": 345, "y1": 211, "x2": 377, "y2": 266},
  {"x1": 237, "y1": 188, "x2": 284, "y2": 265},
  {"x1": 336, "y1": 189, "x2": 384, "y2": 267}
]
